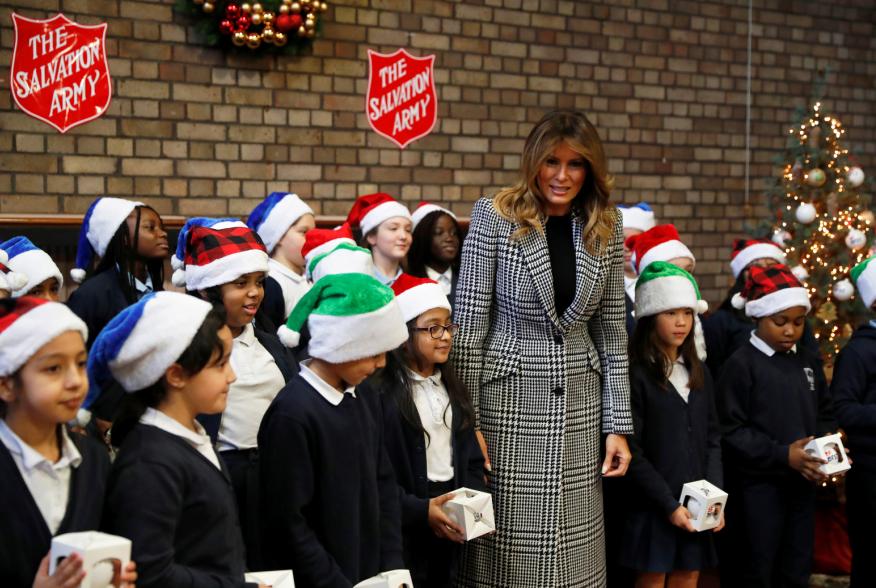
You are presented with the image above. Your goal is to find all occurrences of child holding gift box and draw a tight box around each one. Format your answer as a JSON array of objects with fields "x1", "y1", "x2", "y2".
[
  {"x1": 346, "y1": 193, "x2": 413, "y2": 287},
  {"x1": 717, "y1": 264, "x2": 839, "y2": 588},
  {"x1": 832, "y1": 256, "x2": 876, "y2": 587},
  {"x1": 91, "y1": 292, "x2": 258, "y2": 587},
  {"x1": 368, "y1": 273, "x2": 486, "y2": 588},
  {"x1": 618, "y1": 262, "x2": 722, "y2": 588},
  {"x1": 0, "y1": 297, "x2": 136, "y2": 587},
  {"x1": 259, "y1": 273, "x2": 407, "y2": 587}
]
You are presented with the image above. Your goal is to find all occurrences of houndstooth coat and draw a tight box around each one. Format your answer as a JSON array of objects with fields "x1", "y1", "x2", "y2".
[{"x1": 452, "y1": 197, "x2": 634, "y2": 588}]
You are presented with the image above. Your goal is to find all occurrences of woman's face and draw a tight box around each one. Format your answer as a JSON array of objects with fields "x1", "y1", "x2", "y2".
[
  {"x1": 217, "y1": 271, "x2": 266, "y2": 332},
  {"x1": 367, "y1": 217, "x2": 413, "y2": 262},
  {"x1": 429, "y1": 214, "x2": 460, "y2": 266},
  {"x1": 127, "y1": 207, "x2": 169, "y2": 260},
  {"x1": 537, "y1": 142, "x2": 587, "y2": 216}
]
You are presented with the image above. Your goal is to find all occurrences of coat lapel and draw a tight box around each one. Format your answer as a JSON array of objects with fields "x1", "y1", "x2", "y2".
[
  {"x1": 517, "y1": 224, "x2": 560, "y2": 329},
  {"x1": 560, "y1": 214, "x2": 601, "y2": 329}
]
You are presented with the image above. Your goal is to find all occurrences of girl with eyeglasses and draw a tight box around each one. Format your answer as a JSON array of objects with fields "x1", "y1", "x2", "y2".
[{"x1": 366, "y1": 273, "x2": 487, "y2": 588}]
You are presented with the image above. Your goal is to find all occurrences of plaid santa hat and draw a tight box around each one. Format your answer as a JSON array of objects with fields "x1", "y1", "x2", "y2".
[
  {"x1": 634, "y1": 261, "x2": 708, "y2": 318},
  {"x1": 0, "y1": 236, "x2": 63, "y2": 296},
  {"x1": 391, "y1": 273, "x2": 451, "y2": 322},
  {"x1": 278, "y1": 273, "x2": 408, "y2": 362},
  {"x1": 732, "y1": 263, "x2": 811, "y2": 318},
  {"x1": 0, "y1": 259, "x2": 27, "y2": 295},
  {"x1": 71, "y1": 197, "x2": 144, "y2": 283},
  {"x1": 851, "y1": 256, "x2": 876, "y2": 309},
  {"x1": 301, "y1": 223, "x2": 373, "y2": 282},
  {"x1": 0, "y1": 297, "x2": 88, "y2": 377},
  {"x1": 246, "y1": 192, "x2": 313, "y2": 254},
  {"x1": 346, "y1": 193, "x2": 411, "y2": 236},
  {"x1": 729, "y1": 238, "x2": 786, "y2": 278},
  {"x1": 619, "y1": 202, "x2": 656, "y2": 233},
  {"x1": 84, "y1": 292, "x2": 214, "y2": 405},
  {"x1": 171, "y1": 217, "x2": 247, "y2": 286},
  {"x1": 411, "y1": 201, "x2": 457, "y2": 231},
  {"x1": 627, "y1": 224, "x2": 695, "y2": 275},
  {"x1": 179, "y1": 225, "x2": 269, "y2": 291}
]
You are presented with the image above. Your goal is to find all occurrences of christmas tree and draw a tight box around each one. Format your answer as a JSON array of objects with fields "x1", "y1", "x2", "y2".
[{"x1": 764, "y1": 97, "x2": 872, "y2": 363}]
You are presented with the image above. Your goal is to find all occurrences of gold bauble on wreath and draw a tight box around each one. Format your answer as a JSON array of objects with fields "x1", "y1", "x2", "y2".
[
  {"x1": 262, "y1": 27, "x2": 275, "y2": 42},
  {"x1": 246, "y1": 32, "x2": 262, "y2": 48},
  {"x1": 232, "y1": 31, "x2": 247, "y2": 46},
  {"x1": 274, "y1": 31, "x2": 288, "y2": 46}
]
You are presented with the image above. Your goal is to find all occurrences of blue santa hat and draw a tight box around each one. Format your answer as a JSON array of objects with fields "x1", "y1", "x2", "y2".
[
  {"x1": 0, "y1": 236, "x2": 63, "y2": 296},
  {"x1": 72, "y1": 197, "x2": 144, "y2": 283},
  {"x1": 171, "y1": 217, "x2": 247, "y2": 287},
  {"x1": 246, "y1": 192, "x2": 314, "y2": 254}
]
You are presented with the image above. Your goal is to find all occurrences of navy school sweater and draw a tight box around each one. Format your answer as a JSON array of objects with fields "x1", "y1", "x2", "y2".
[
  {"x1": 716, "y1": 341, "x2": 837, "y2": 479},
  {"x1": 101, "y1": 424, "x2": 252, "y2": 588},
  {"x1": 0, "y1": 430, "x2": 110, "y2": 588},
  {"x1": 625, "y1": 363, "x2": 723, "y2": 516},
  {"x1": 831, "y1": 323, "x2": 876, "y2": 472},
  {"x1": 258, "y1": 375, "x2": 404, "y2": 588}
]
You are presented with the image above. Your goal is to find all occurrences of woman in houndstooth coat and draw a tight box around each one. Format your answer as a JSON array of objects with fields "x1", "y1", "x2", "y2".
[{"x1": 452, "y1": 110, "x2": 634, "y2": 587}]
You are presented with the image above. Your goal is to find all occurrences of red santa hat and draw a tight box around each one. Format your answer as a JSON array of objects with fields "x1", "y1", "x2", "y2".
[
  {"x1": 731, "y1": 264, "x2": 811, "y2": 318},
  {"x1": 627, "y1": 224, "x2": 695, "y2": 275},
  {"x1": 301, "y1": 223, "x2": 356, "y2": 263},
  {"x1": 391, "y1": 273, "x2": 451, "y2": 322},
  {"x1": 346, "y1": 193, "x2": 411, "y2": 236},
  {"x1": 729, "y1": 238, "x2": 787, "y2": 278},
  {"x1": 0, "y1": 297, "x2": 88, "y2": 377},
  {"x1": 411, "y1": 201, "x2": 457, "y2": 231}
]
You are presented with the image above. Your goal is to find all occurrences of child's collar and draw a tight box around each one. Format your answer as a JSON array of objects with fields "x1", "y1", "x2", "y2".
[{"x1": 749, "y1": 330, "x2": 796, "y2": 357}]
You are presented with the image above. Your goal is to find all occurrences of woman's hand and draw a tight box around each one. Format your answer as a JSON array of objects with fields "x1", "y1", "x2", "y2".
[
  {"x1": 428, "y1": 494, "x2": 466, "y2": 543},
  {"x1": 602, "y1": 434, "x2": 631, "y2": 477},
  {"x1": 32, "y1": 553, "x2": 85, "y2": 588},
  {"x1": 475, "y1": 429, "x2": 491, "y2": 486}
]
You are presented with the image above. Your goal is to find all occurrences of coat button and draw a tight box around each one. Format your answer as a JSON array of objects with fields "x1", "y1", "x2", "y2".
[
  {"x1": 554, "y1": 334, "x2": 563, "y2": 345},
  {"x1": 553, "y1": 387, "x2": 564, "y2": 396}
]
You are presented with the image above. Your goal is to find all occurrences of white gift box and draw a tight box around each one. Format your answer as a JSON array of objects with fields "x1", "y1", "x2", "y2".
[
  {"x1": 805, "y1": 433, "x2": 851, "y2": 476},
  {"x1": 679, "y1": 480, "x2": 727, "y2": 532},
  {"x1": 245, "y1": 570, "x2": 295, "y2": 588},
  {"x1": 441, "y1": 487, "x2": 494, "y2": 541},
  {"x1": 49, "y1": 531, "x2": 131, "y2": 588},
  {"x1": 353, "y1": 569, "x2": 413, "y2": 588}
]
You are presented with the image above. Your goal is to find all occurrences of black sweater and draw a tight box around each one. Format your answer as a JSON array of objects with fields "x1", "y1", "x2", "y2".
[
  {"x1": 546, "y1": 214, "x2": 575, "y2": 317},
  {"x1": 0, "y1": 429, "x2": 110, "y2": 588},
  {"x1": 625, "y1": 363, "x2": 722, "y2": 516},
  {"x1": 717, "y1": 342, "x2": 837, "y2": 479},
  {"x1": 832, "y1": 323, "x2": 876, "y2": 472},
  {"x1": 102, "y1": 424, "x2": 251, "y2": 588},
  {"x1": 258, "y1": 375, "x2": 404, "y2": 587}
]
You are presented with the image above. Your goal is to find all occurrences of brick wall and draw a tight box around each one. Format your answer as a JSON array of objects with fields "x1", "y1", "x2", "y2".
[{"x1": 1, "y1": 0, "x2": 875, "y2": 304}]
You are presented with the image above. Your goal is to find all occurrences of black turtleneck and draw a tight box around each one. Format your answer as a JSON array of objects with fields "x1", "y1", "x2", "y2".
[{"x1": 546, "y1": 214, "x2": 576, "y2": 316}]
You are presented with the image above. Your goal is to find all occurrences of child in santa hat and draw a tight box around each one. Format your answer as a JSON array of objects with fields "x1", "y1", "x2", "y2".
[
  {"x1": 346, "y1": 193, "x2": 412, "y2": 286},
  {"x1": 0, "y1": 237, "x2": 63, "y2": 300},
  {"x1": 716, "y1": 264, "x2": 839, "y2": 587},
  {"x1": 618, "y1": 203, "x2": 657, "y2": 336},
  {"x1": 259, "y1": 273, "x2": 408, "y2": 585},
  {"x1": 0, "y1": 297, "x2": 136, "y2": 587},
  {"x1": 407, "y1": 202, "x2": 463, "y2": 309},
  {"x1": 0, "y1": 255, "x2": 27, "y2": 300}
]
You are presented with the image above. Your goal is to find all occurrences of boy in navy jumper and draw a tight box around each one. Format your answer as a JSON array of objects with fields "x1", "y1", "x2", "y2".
[
  {"x1": 259, "y1": 273, "x2": 408, "y2": 587},
  {"x1": 832, "y1": 256, "x2": 876, "y2": 587},
  {"x1": 717, "y1": 264, "x2": 838, "y2": 588}
]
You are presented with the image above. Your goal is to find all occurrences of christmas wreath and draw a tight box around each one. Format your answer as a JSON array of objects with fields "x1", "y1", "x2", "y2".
[{"x1": 176, "y1": 0, "x2": 327, "y2": 52}]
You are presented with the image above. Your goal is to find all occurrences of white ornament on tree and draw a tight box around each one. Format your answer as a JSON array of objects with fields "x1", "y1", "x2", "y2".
[
  {"x1": 848, "y1": 167, "x2": 865, "y2": 188},
  {"x1": 795, "y1": 202, "x2": 817, "y2": 224},
  {"x1": 845, "y1": 228, "x2": 867, "y2": 250},
  {"x1": 772, "y1": 229, "x2": 791, "y2": 247},
  {"x1": 791, "y1": 265, "x2": 810, "y2": 281},
  {"x1": 833, "y1": 279, "x2": 854, "y2": 301}
]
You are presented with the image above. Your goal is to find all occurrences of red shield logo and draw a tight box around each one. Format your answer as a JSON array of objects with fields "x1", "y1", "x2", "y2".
[
  {"x1": 366, "y1": 49, "x2": 437, "y2": 149},
  {"x1": 10, "y1": 13, "x2": 112, "y2": 133}
]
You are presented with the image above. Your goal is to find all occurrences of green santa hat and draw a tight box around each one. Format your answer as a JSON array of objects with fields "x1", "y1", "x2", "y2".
[
  {"x1": 635, "y1": 261, "x2": 708, "y2": 318},
  {"x1": 851, "y1": 256, "x2": 876, "y2": 309},
  {"x1": 278, "y1": 272, "x2": 408, "y2": 362}
]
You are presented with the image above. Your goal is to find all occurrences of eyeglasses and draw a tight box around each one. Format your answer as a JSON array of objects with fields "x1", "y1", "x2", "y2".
[{"x1": 410, "y1": 323, "x2": 460, "y2": 339}]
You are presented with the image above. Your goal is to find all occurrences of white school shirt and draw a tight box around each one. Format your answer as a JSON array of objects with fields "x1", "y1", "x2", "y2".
[
  {"x1": 749, "y1": 330, "x2": 797, "y2": 357},
  {"x1": 624, "y1": 275, "x2": 637, "y2": 302},
  {"x1": 139, "y1": 408, "x2": 221, "y2": 470},
  {"x1": 268, "y1": 259, "x2": 311, "y2": 319},
  {"x1": 373, "y1": 266, "x2": 402, "y2": 286},
  {"x1": 408, "y1": 368, "x2": 455, "y2": 482},
  {"x1": 0, "y1": 420, "x2": 82, "y2": 534},
  {"x1": 668, "y1": 357, "x2": 691, "y2": 403},
  {"x1": 425, "y1": 266, "x2": 454, "y2": 297},
  {"x1": 218, "y1": 323, "x2": 286, "y2": 452},
  {"x1": 299, "y1": 360, "x2": 357, "y2": 405}
]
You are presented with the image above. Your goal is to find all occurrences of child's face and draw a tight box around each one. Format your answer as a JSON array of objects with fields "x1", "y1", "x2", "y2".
[
  {"x1": 127, "y1": 207, "x2": 169, "y2": 260},
  {"x1": 0, "y1": 331, "x2": 87, "y2": 426},
  {"x1": 182, "y1": 325, "x2": 235, "y2": 416},
  {"x1": 27, "y1": 277, "x2": 61, "y2": 302},
  {"x1": 334, "y1": 352, "x2": 387, "y2": 387},
  {"x1": 410, "y1": 307, "x2": 454, "y2": 368},
  {"x1": 0, "y1": 289, "x2": 8, "y2": 300},
  {"x1": 429, "y1": 214, "x2": 460, "y2": 266},
  {"x1": 218, "y1": 271, "x2": 266, "y2": 332},
  {"x1": 654, "y1": 308, "x2": 694, "y2": 352},
  {"x1": 756, "y1": 306, "x2": 807, "y2": 353},
  {"x1": 668, "y1": 256, "x2": 695, "y2": 274},
  {"x1": 367, "y1": 217, "x2": 412, "y2": 262},
  {"x1": 275, "y1": 214, "x2": 315, "y2": 270},
  {"x1": 622, "y1": 227, "x2": 642, "y2": 274}
]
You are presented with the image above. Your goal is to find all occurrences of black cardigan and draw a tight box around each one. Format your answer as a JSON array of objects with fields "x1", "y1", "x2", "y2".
[
  {"x1": 832, "y1": 323, "x2": 876, "y2": 472},
  {"x1": 0, "y1": 429, "x2": 110, "y2": 588}
]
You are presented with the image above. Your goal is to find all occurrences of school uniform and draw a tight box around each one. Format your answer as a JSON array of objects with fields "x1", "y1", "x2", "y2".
[
  {"x1": 267, "y1": 259, "x2": 311, "y2": 319},
  {"x1": 102, "y1": 410, "x2": 253, "y2": 588},
  {"x1": 0, "y1": 423, "x2": 110, "y2": 588},
  {"x1": 373, "y1": 265, "x2": 403, "y2": 287},
  {"x1": 260, "y1": 274, "x2": 290, "y2": 333},
  {"x1": 425, "y1": 265, "x2": 458, "y2": 309},
  {"x1": 619, "y1": 361, "x2": 721, "y2": 572},
  {"x1": 373, "y1": 371, "x2": 486, "y2": 588},
  {"x1": 717, "y1": 333, "x2": 837, "y2": 588},
  {"x1": 831, "y1": 321, "x2": 876, "y2": 587},
  {"x1": 258, "y1": 366, "x2": 404, "y2": 587}
]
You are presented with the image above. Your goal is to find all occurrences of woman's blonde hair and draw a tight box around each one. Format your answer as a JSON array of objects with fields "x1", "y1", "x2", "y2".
[{"x1": 494, "y1": 109, "x2": 616, "y2": 254}]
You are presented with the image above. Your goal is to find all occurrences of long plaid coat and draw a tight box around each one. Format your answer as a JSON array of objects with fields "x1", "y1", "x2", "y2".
[{"x1": 452, "y1": 197, "x2": 633, "y2": 587}]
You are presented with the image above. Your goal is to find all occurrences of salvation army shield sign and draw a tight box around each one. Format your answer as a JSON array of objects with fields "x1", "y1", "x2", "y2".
[
  {"x1": 10, "y1": 13, "x2": 112, "y2": 133},
  {"x1": 366, "y1": 49, "x2": 437, "y2": 149}
]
